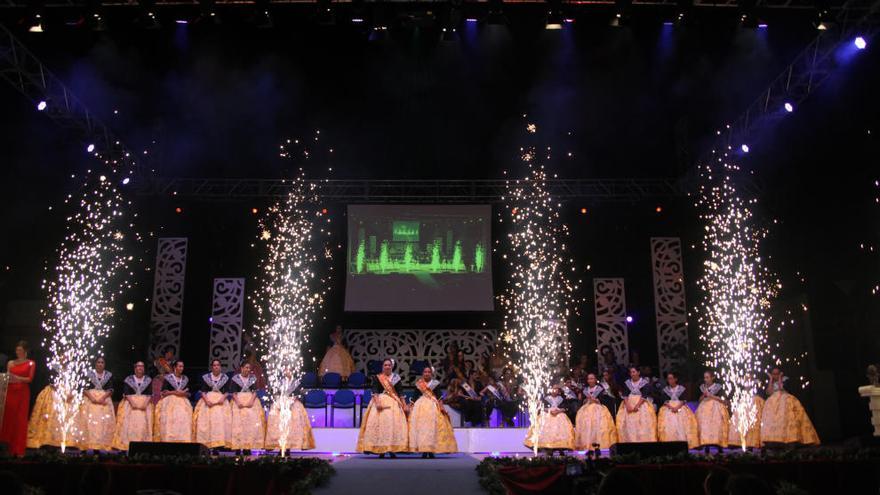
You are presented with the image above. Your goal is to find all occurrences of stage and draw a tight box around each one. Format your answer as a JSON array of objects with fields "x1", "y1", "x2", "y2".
[{"x1": 311, "y1": 427, "x2": 532, "y2": 454}]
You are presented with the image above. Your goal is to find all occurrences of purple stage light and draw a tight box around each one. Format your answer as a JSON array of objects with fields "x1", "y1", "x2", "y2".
[
  {"x1": 37, "y1": 100, "x2": 47, "y2": 111},
  {"x1": 854, "y1": 36, "x2": 867, "y2": 50},
  {"x1": 625, "y1": 316, "x2": 634, "y2": 323},
  {"x1": 176, "y1": 19, "x2": 188, "y2": 25},
  {"x1": 757, "y1": 23, "x2": 768, "y2": 29},
  {"x1": 784, "y1": 102, "x2": 794, "y2": 113},
  {"x1": 86, "y1": 144, "x2": 95, "y2": 153},
  {"x1": 663, "y1": 21, "x2": 674, "y2": 26},
  {"x1": 466, "y1": 18, "x2": 478, "y2": 23},
  {"x1": 741, "y1": 144, "x2": 750, "y2": 153},
  {"x1": 351, "y1": 18, "x2": 364, "y2": 23}
]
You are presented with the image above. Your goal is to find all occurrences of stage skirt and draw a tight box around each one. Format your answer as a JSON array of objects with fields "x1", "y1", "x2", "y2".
[
  {"x1": 407, "y1": 396, "x2": 458, "y2": 453},
  {"x1": 153, "y1": 395, "x2": 193, "y2": 443},
  {"x1": 112, "y1": 395, "x2": 153, "y2": 451},
  {"x1": 193, "y1": 392, "x2": 231, "y2": 448},
  {"x1": 26, "y1": 386, "x2": 83, "y2": 449},
  {"x1": 760, "y1": 392, "x2": 820, "y2": 445},
  {"x1": 228, "y1": 392, "x2": 266, "y2": 450},
  {"x1": 696, "y1": 399, "x2": 730, "y2": 448},
  {"x1": 615, "y1": 396, "x2": 657, "y2": 443},
  {"x1": 78, "y1": 388, "x2": 116, "y2": 450},
  {"x1": 574, "y1": 403, "x2": 617, "y2": 450},
  {"x1": 356, "y1": 393, "x2": 408, "y2": 454},
  {"x1": 265, "y1": 399, "x2": 315, "y2": 451},
  {"x1": 318, "y1": 344, "x2": 356, "y2": 379},
  {"x1": 726, "y1": 395, "x2": 764, "y2": 450},
  {"x1": 524, "y1": 411, "x2": 575, "y2": 451},
  {"x1": 657, "y1": 401, "x2": 700, "y2": 449}
]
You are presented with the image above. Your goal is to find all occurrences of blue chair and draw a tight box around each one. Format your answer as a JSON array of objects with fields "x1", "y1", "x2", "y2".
[
  {"x1": 347, "y1": 371, "x2": 367, "y2": 388},
  {"x1": 410, "y1": 360, "x2": 429, "y2": 376},
  {"x1": 366, "y1": 360, "x2": 382, "y2": 375},
  {"x1": 303, "y1": 389, "x2": 328, "y2": 426},
  {"x1": 301, "y1": 371, "x2": 319, "y2": 389},
  {"x1": 359, "y1": 389, "x2": 372, "y2": 425},
  {"x1": 331, "y1": 389, "x2": 357, "y2": 427},
  {"x1": 322, "y1": 372, "x2": 342, "y2": 388}
]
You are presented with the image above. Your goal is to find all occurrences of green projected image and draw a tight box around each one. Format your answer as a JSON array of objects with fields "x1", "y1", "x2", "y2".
[{"x1": 345, "y1": 205, "x2": 494, "y2": 312}]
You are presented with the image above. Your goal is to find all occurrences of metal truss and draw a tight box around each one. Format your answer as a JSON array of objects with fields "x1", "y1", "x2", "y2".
[
  {"x1": 0, "y1": 0, "x2": 847, "y2": 8},
  {"x1": 139, "y1": 176, "x2": 763, "y2": 202},
  {"x1": 699, "y1": 0, "x2": 880, "y2": 165},
  {"x1": 0, "y1": 22, "x2": 141, "y2": 174}
]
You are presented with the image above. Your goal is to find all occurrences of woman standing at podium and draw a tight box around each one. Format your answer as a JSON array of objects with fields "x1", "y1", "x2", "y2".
[
  {"x1": 79, "y1": 357, "x2": 115, "y2": 451},
  {"x1": 357, "y1": 358, "x2": 409, "y2": 457},
  {"x1": 154, "y1": 360, "x2": 193, "y2": 442},
  {"x1": 760, "y1": 366, "x2": 819, "y2": 445},
  {"x1": 575, "y1": 373, "x2": 618, "y2": 450},
  {"x1": 0, "y1": 341, "x2": 35, "y2": 455},
  {"x1": 615, "y1": 366, "x2": 657, "y2": 443},
  {"x1": 695, "y1": 370, "x2": 730, "y2": 450},
  {"x1": 409, "y1": 366, "x2": 457, "y2": 457},
  {"x1": 193, "y1": 359, "x2": 232, "y2": 449},
  {"x1": 228, "y1": 362, "x2": 265, "y2": 452},
  {"x1": 657, "y1": 372, "x2": 699, "y2": 449},
  {"x1": 112, "y1": 361, "x2": 153, "y2": 450},
  {"x1": 265, "y1": 372, "x2": 315, "y2": 452}
]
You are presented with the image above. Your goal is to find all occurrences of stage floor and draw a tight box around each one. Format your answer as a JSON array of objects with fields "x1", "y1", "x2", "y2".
[
  {"x1": 310, "y1": 427, "x2": 532, "y2": 454},
  {"x1": 314, "y1": 454, "x2": 485, "y2": 495}
]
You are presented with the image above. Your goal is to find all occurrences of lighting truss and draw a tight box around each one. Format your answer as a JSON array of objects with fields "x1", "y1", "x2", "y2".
[{"x1": 0, "y1": 0, "x2": 851, "y2": 8}]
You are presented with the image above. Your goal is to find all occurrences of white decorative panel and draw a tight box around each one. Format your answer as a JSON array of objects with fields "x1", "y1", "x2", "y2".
[
  {"x1": 149, "y1": 238, "x2": 188, "y2": 361},
  {"x1": 208, "y1": 278, "x2": 245, "y2": 370},
  {"x1": 593, "y1": 278, "x2": 628, "y2": 370},
  {"x1": 345, "y1": 329, "x2": 497, "y2": 383},
  {"x1": 651, "y1": 237, "x2": 689, "y2": 375}
]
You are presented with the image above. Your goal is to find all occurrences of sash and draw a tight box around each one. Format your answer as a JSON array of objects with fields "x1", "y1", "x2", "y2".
[
  {"x1": 486, "y1": 384, "x2": 503, "y2": 400},
  {"x1": 461, "y1": 382, "x2": 479, "y2": 399},
  {"x1": 416, "y1": 379, "x2": 449, "y2": 418},
  {"x1": 89, "y1": 370, "x2": 113, "y2": 390},
  {"x1": 377, "y1": 374, "x2": 407, "y2": 412},
  {"x1": 124, "y1": 375, "x2": 152, "y2": 395}
]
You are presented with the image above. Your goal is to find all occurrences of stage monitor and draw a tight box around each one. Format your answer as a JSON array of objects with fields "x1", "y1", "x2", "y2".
[{"x1": 345, "y1": 204, "x2": 493, "y2": 312}]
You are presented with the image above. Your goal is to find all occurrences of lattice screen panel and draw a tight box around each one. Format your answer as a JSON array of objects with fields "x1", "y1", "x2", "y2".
[
  {"x1": 651, "y1": 237, "x2": 689, "y2": 375},
  {"x1": 148, "y1": 238, "x2": 188, "y2": 361},
  {"x1": 208, "y1": 278, "x2": 245, "y2": 371}
]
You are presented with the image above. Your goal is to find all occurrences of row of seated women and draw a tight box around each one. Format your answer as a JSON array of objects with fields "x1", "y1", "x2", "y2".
[
  {"x1": 26, "y1": 358, "x2": 315, "y2": 452},
  {"x1": 526, "y1": 366, "x2": 820, "y2": 452}
]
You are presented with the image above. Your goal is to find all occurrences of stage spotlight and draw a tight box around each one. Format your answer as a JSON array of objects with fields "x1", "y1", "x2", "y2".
[
  {"x1": 611, "y1": 0, "x2": 631, "y2": 27},
  {"x1": 28, "y1": 14, "x2": 44, "y2": 33},
  {"x1": 545, "y1": 0, "x2": 564, "y2": 30},
  {"x1": 125, "y1": 302, "x2": 134, "y2": 311},
  {"x1": 741, "y1": 144, "x2": 750, "y2": 153},
  {"x1": 814, "y1": 1, "x2": 831, "y2": 31},
  {"x1": 315, "y1": 0, "x2": 336, "y2": 26},
  {"x1": 854, "y1": 36, "x2": 867, "y2": 50},
  {"x1": 87, "y1": 144, "x2": 95, "y2": 153},
  {"x1": 784, "y1": 102, "x2": 794, "y2": 113},
  {"x1": 487, "y1": 0, "x2": 507, "y2": 25},
  {"x1": 37, "y1": 100, "x2": 47, "y2": 111},
  {"x1": 655, "y1": 206, "x2": 663, "y2": 213},
  {"x1": 251, "y1": 208, "x2": 259, "y2": 214},
  {"x1": 580, "y1": 208, "x2": 587, "y2": 214},
  {"x1": 175, "y1": 207, "x2": 183, "y2": 214},
  {"x1": 441, "y1": 27, "x2": 460, "y2": 42},
  {"x1": 122, "y1": 177, "x2": 131, "y2": 185},
  {"x1": 626, "y1": 316, "x2": 634, "y2": 323}
]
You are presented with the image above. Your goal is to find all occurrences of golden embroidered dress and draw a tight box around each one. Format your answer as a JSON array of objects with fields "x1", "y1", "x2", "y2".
[
  {"x1": 27, "y1": 385, "x2": 83, "y2": 449},
  {"x1": 193, "y1": 372, "x2": 232, "y2": 448},
  {"x1": 615, "y1": 378, "x2": 657, "y2": 443},
  {"x1": 112, "y1": 374, "x2": 153, "y2": 450},
  {"x1": 154, "y1": 373, "x2": 193, "y2": 442},
  {"x1": 696, "y1": 382, "x2": 730, "y2": 448},
  {"x1": 79, "y1": 370, "x2": 116, "y2": 450},
  {"x1": 408, "y1": 378, "x2": 458, "y2": 453},
  {"x1": 265, "y1": 379, "x2": 315, "y2": 451},
  {"x1": 575, "y1": 385, "x2": 618, "y2": 450},
  {"x1": 657, "y1": 384, "x2": 699, "y2": 448},
  {"x1": 760, "y1": 379, "x2": 819, "y2": 445},
  {"x1": 228, "y1": 373, "x2": 265, "y2": 450},
  {"x1": 525, "y1": 395, "x2": 576, "y2": 451},
  {"x1": 728, "y1": 394, "x2": 764, "y2": 449},
  {"x1": 357, "y1": 373, "x2": 409, "y2": 454},
  {"x1": 318, "y1": 333, "x2": 356, "y2": 379}
]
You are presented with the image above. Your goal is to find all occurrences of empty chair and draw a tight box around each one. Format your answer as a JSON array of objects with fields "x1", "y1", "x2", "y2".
[
  {"x1": 331, "y1": 389, "x2": 357, "y2": 427},
  {"x1": 301, "y1": 371, "x2": 319, "y2": 389},
  {"x1": 347, "y1": 371, "x2": 367, "y2": 388},
  {"x1": 303, "y1": 389, "x2": 328, "y2": 426},
  {"x1": 322, "y1": 372, "x2": 343, "y2": 388},
  {"x1": 359, "y1": 389, "x2": 373, "y2": 426}
]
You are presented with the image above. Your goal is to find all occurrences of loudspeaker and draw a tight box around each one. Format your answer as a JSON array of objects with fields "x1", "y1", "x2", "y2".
[
  {"x1": 610, "y1": 441, "x2": 688, "y2": 458},
  {"x1": 128, "y1": 441, "x2": 208, "y2": 457}
]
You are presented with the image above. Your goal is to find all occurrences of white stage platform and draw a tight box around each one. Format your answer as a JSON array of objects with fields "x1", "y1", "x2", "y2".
[{"x1": 309, "y1": 427, "x2": 532, "y2": 454}]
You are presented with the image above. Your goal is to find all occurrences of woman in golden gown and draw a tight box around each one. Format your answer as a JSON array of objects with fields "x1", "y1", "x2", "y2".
[
  {"x1": 265, "y1": 374, "x2": 315, "y2": 452},
  {"x1": 193, "y1": 359, "x2": 232, "y2": 449},
  {"x1": 524, "y1": 386, "x2": 575, "y2": 453},
  {"x1": 228, "y1": 363, "x2": 265, "y2": 452},
  {"x1": 760, "y1": 367, "x2": 819, "y2": 445},
  {"x1": 112, "y1": 361, "x2": 153, "y2": 450},
  {"x1": 408, "y1": 367, "x2": 457, "y2": 457},
  {"x1": 357, "y1": 358, "x2": 409, "y2": 458},
  {"x1": 695, "y1": 371, "x2": 730, "y2": 450},
  {"x1": 318, "y1": 325, "x2": 355, "y2": 379},
  {"x1": 154, "y1": 360, "x2": 193, "y2": 442},
  {"x1": 728, "y1": 392, "x2": 765, "y2": 450},
  {"x1": 27, "y1": 361, "x2": 84, "y2": 450},
  {"x1": 79, "y1": 357, "x2": 116, "y2": 451},
  {"x1": 615, "y1": 367, "x2": 657, "y2": 443},
  {"x1": 657, "y1": 372, "x2": 699, "y2": 449},
  {"x1": 575, "y1": 373, "x2": 618, "y2": 450}
]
